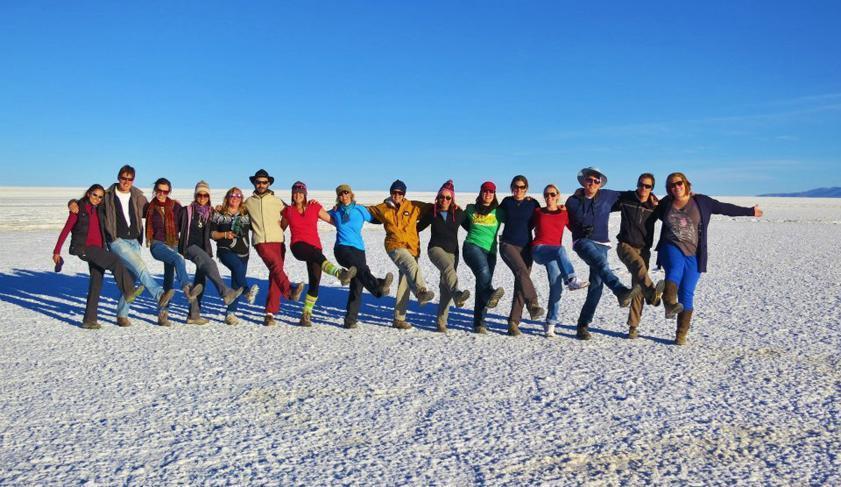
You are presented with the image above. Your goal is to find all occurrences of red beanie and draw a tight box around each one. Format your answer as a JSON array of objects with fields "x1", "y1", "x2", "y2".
[{"x1": 480, "y1": 181, "x2": 496, "y2": 193}]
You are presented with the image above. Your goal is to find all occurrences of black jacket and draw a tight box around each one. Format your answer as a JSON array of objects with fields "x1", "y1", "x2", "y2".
[
  {"x1": 418, "y1": 206, "x2": 466, "y2": 255},
  {"x1": 613, "y1": 190, "x2": 658, "y2": 249},
  {"x1": 177, "y1": 205, "x2": 214, "y2": 257}
]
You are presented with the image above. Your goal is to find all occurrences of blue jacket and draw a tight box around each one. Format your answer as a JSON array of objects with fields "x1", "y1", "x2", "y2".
[
  {"x1": 499, "y1": 196, "x2": 540, "y2": 247},
  {"x1": 329, "y1": 203, "x2": 373, "y2": 251},
  {"x1": 564, "y1": 189, "x2": 621, "y2": 243},
  {"x1": 654, "y1": 194, "x2": 755, "y2": 273}
]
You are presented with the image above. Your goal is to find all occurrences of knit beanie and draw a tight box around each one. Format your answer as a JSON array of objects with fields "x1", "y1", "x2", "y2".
[
  {"x1": 389, "y1": 179, "x2": 407, "y2": 194},
  {"x1": 291, "y1": 181, "x2": 307, "y2": 198},
  {"x1": 194, "y1": 180, "x2": 210, "y2": 195}
]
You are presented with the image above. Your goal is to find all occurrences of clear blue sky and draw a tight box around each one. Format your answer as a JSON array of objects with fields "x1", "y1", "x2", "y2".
[{"x1": 1, "y1": 1, "x2": 839, "y2": 195}]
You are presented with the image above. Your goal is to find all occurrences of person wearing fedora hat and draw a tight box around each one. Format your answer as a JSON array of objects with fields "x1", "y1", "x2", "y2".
[
  {"x1": 326, "y1": 184, "x2": 394, "y2": 329},
  {"x1": 281, "y1": 181, "x2": 357, "y2": 327},
  {"x1": 417, "y1": 179, "x2": 471, "y2": 332},
  {"x1": 461, "y1": 181, "x2": 506, "y2": 334},
  {"x1": 177, "y1": 181, "x2": 244, "y2": 325},
  {"x1": 368, "y1": 179, "x2": 435, "y2": 330},
  {"x1": 244, "y1": 169, "x2": 304, "y2": 326},
  {"x1": 565, "y1": 166, "x2": 641, "y2": 340}
]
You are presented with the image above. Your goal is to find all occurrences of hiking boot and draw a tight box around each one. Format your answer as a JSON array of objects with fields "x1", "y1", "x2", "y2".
[
  {"x1": 378, "y1": 272, "x2": 394, "y2": 296},
  {"x1": 453, "y1": 289, "x2": 471, "y2": 308},
  {"x1": 416, "y1": 288, "x2": 435, "y2": 306},
  {"x1": 675, "y1": 310, "x2": 693, "y2": 345},
  {"x1": 224, "y1": 313, "x2": 239, "y2": 326},
  {"x1": 392, "y1": 319, "x2": 412, "y2": 330},
  {"x1": 615, "y1": 285, "x2": 641, "y2": 308},
  {"x1": 245, "y1": 284, "x2": 260, "y2": 305},
  {"x1": 157, "y1": 310, "x2": 171, "y2": 327},
  {"x1": 263, "y1": 314, "x2": 276, "y2": 327},
  {"x1": 474, "y1": 325, "x2": 488, "y2": 334},
  {"x1": 223, "y1": 287, "x2": 244, "y2": 306},
  {"x1": 299, "y1": 311, "x2": 313, "y2": 327},
  {"x1": 527, "y1": 301, "x2": 545, "y2": 320},
  {"x1": 507, "y1": 321, "x2": 522, "y2": 337},
  {"x1": 158, "y1": 289, "x2": 176, "y2": 309},
  {"x1": 116, "y1": 317, "x2": 132, "y2": 327},
  {"x1": 645, "y1": 280, "x2": 665, "y2": 306},
  {"x1": 663, "y1": 281, "x2": 684, "y2": 320},
  {"x1": 338, "y1": 266, "x2": 357, "y2": 285},
  {"x1": 543, "y1": 323, "x2": 556, "y2": 338},
  {"x1": 436, "y1": 320, "x2": 447, "y2": 333},
  {"x1": 344, "y1": 317, "x2": 358, "y2": 329},
  {"x1": 487, "y1": 287, "x2": 504, "y2": 308},
  {"x1": 566, "y1": 277, "x2": 589, "y2": 291},
  {"x1": 126, "y1": 285, "x2": 145, "y2": 304},
  {"x1": 183, "y1": 283, "x2": 203, "y2": 303},
  {"x1": 627, "y1": 325, "x2": 639, "y2": 340},
  {"x1": 289, "y1": 282, "x2": 305, "y2": 302},
  {"x1": 576, "y1": 324, "x2": 592, "y2": 340},
  {"x1": 81, "y1": 321, "x2": 101, "y2": 330},
  {"x1": 187, "y1": 315, "x2": 209, "y2": 325}
]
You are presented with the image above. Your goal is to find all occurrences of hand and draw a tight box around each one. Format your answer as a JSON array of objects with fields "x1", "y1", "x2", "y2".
[
  {"x1": 308, "y1": 199, "x2": 320, "y2": 206},
  {"x1": 573, "y1": 188, "x2": 584, "y2": 197},
  {"x1": 753, "y1": 205, "x2": 763, "y2": 217},
  {"x1": 558, "y1": 204, "x2": 566, "y2": 211},
  {"x1": 385, "y1": 197, "x2": 397, "y2": 209},
  {"x1": 227, "y1": 231, "x2": 235, "y2": 239},
  {"x1": 215, "y1": 204, "x2": 224, "y2": 212},
  {"x1": 649, "y1": 193, "x2": 660, "y2": 205},
  {"x1": 52, "y1": 254, "x2": 61, "y2": 265},
  {"x1": 68, "y1": 201, "x2": 79, "y2": 214}
]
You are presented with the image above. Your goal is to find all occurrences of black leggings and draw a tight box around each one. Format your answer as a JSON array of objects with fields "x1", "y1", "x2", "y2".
[{"x1": 291, "y1": 242, "x2": 327, "y2": 297}]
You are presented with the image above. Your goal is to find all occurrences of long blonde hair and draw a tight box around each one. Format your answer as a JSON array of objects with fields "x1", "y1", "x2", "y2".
[{"x1": 221, "y1": 187, "x2": 247, "y2": 215}]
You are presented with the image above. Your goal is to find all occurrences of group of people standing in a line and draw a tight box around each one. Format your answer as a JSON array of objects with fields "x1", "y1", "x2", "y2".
[{"x1": 53, "y1": 165, "x2": 762, "y2": 345}]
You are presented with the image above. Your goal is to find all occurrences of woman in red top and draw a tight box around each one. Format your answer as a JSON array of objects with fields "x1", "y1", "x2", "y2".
[
  {"x1": 531, "y1": 184, "x2": 588, "y2": 337},
  {"x1": 52, "y1": 184, "x2": 144, "y2": 329},
  {"x1": 282, "y1": 181, "x2": 356, "y2": 326}
]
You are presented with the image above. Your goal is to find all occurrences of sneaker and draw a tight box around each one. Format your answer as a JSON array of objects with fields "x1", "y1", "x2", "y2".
[
  {"x1": 416, "y1": 288, "x2": 435, "y2": 306},
  {"x1": 344, "y1": 317, "x2": 358, "y2": 329},
  {"x1": 392, "y1": 319, "x2": 412, "y2": 330},
  {"x1": 566, "y1": 277, "x2": 589, "y2": 291},
  {"x1": 126, "y1": 285, "x2": 145, "y2": 304},
  {"x1": 338, "y1": 266, "x2": 357, "y2": 285},
  {"x1": 487, "y1": 287, "x2": 504, "y2": 309},
  {"x1": 186, "y1": 316, "x2": 209, "y2": 325},
  {"x1": 223, "y1": 287, "x2": 244, "y2": 306},
  {"x1": 81, "y1": 321, "x2": 101, "y2": 330},
  {"x1": 183, "y1": 284, "x2": 203, "y2": 303},
  {"x1": 453, "y1": 289, "x2": 471, "y2": 308},
  {"x1": 116, "y1": 317, "x2": 132, "y2": 327},
  {"x1": 245, "y1": 284, "x2": 260, "y2": 305},
  {"x1": 507, "y1": 321, "x2": 522, "y2": 337},
  {"x1": 378, "y1": 272, "x2": 394, "y2": 296},
  {"x1": 157, "y1": 310, "x2": 171, "y2": 327},
  {"x1": 645, "y1": 280, "x2": 665, "y2": 306},
  {"x1": 263, "y1": 314, "x2": 277, "y2": 327},
  {"x1": 299, "y1": 312, "x2": 312, "y2": 327},
  {"x1": 616, "y1": 285, "x2": 641, "y2": 308},
  {"x1": 527, "y1": 302, "x2": 545, "y2": 320},
  {"x1": 576, "y1": 324, "x2": 592, "y2": 340},
  {"x1": 543, "y1": 323, "x2": 556, "y2": 338},
  {"x1": 158, "y1": 289, "x2": 176, "y2": 309},
  {"x1": 224, "y1": 313, "x2": 239, "y2": 326},
  {"x1": 289, "y1": 282, "x2": 305, "y2": 302},
  {"x1": 473, "y1": 325, "x2": 488, "y2": 334}
]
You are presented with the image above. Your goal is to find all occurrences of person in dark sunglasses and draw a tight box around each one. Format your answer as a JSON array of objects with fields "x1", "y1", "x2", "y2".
[
  {"x1": 417, "y1": 179, "x2": 471, "y2": 332},
  {"x1": 653, "y1": 172, "x2": 763, "y2": 345}
]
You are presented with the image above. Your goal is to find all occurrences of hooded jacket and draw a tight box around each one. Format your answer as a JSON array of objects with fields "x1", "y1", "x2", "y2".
[
  {"x1": 368, "y1": 199, "x2": 432, "y2": 257},
  {"x1": 103, "y1": 184, "x2": 148, "y2": 244},
  {"x1": 244, "y1": 190, "x2": 286, "y2": 245},
  {"x1": 613, "y1": 190, "x2": 658, "y2": 249}
]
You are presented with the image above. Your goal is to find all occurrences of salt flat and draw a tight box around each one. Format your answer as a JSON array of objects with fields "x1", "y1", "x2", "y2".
[{"x1": 0, "y1": 188, "x2": 839, "y2": 484}]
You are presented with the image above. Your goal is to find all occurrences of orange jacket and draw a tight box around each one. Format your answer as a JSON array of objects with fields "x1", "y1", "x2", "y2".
[{"x1": 368, "y1": 199, "x2": 432, "y2": 257}]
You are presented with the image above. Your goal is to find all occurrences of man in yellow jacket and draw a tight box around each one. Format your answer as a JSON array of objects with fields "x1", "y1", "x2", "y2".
[
  {"x1": 244, "y1": 169, "x2": 303, "y2": 326},
  {"x1": 368, "y1": 179, "x2": 435, "y2": 329}
]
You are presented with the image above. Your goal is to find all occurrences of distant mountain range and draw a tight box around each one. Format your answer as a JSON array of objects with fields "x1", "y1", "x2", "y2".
[{"x1": 759, "y1": 187, "x2": 841, "y2": 198}]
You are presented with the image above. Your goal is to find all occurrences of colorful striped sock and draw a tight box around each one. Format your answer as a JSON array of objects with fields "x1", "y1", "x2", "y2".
[
  {"x1": 320, "y1": 260, "x2": 342, "y2": 277},
  {"x1": 303, "y1": 294, "x2": 317, "y2": 315}
]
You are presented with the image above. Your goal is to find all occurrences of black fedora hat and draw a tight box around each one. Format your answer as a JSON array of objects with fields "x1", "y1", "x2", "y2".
[{"x1": 249, "y1": 169, "x2": 275, "y2": 186}]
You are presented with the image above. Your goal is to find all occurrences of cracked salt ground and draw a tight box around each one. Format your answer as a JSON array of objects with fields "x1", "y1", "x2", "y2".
[{"x1": 0, "y1": 190, "x2": 839, "y2": 484}]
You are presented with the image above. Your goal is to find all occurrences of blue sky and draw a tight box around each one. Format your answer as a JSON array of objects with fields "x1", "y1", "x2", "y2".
[{"x1": 1, "y1": 1, "x2": 839, "y2": 195}]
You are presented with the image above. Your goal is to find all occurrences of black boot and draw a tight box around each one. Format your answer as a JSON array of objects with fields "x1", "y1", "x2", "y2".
[{"x1": 576, "y1": 323, "x2": 592, "y2": 340}]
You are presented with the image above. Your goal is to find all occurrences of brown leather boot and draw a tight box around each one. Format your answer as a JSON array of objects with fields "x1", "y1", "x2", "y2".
[
  {"x1": 627, "y1": 325, "x2": 639, "y2": 339},
  {"x1": 675, "y1": 310, "x2": 693, "y2": 345},
  {"x1": 507, "y1": 321, "x2": 521, "y2": 337},
  {"x1": 662, "y1": 281, "x2": 684, "y2": 319},
  {"x1": 576, "y1": 323, "x2": 591, "y2": 340}
]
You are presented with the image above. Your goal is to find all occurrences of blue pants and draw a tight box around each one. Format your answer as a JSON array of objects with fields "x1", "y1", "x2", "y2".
[
  {"x1": 462, "y1": 242, "x2": 497, "y2": 328},
  {"x1": 150, "y1": 241, "x2": 191, "y2": 293},
  {"x1": 573, "y1": 239, "x2": 626, "y2": 326},
  {"x1": 532, "y1": 244, "x2": 576, "y2": 325},
  {"x1": 659, "y1": 241, "x2": 701, "y2": 311},
  {"x1": 217, "y1": 249, "x2": 250, "y2": 314},
  {"x1": 109, "y1": 238, "x2": 164, "y2": 316}
]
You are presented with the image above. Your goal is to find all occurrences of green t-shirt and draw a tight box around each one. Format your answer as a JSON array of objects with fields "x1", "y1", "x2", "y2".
[{"x1": 464, "y1": 204, "x2": 504, "y2": 252}]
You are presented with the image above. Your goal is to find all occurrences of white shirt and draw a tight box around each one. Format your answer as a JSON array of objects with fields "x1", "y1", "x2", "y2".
[{"x1": 115, "y1": 189, "x2": 132, "y2": 227}]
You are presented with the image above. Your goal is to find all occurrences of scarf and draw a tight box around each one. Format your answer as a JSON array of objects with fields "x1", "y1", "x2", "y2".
[
  {"x1": 146, "y1": 198, "x2": 178, "y2": 247},
  {"x1": 192, "y1": 202, "x2": 212, "y2": 224}
]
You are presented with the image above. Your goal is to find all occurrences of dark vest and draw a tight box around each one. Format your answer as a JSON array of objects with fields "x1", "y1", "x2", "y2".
[{"x1": 69, "y1": 203, "x2": 107, "y2": 257}]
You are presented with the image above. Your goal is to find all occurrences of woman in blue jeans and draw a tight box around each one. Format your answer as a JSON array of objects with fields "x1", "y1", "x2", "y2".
[
  {"x1": 144, "y1": 177, "x2": 202, "y2": 326},
  {"x1": 531, "y1": 184, "x2": 588, "y2": 337},
  {"x1": 211, "y1": 187, "x2": 260, "y2": 325},
  {"x1": 654, "y1": 172, "x2": 763, "y2": 345}
]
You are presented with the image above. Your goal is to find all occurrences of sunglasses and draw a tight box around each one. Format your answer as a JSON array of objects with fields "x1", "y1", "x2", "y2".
[
  {"x1": 437, "y1": 195, "x2": 452, "y2": 201},
  {"x1": 229, "y1": 193, "x2": 243, "y2": 199},
  {"x1": 119, "y1": 176, "x2": 134, "y2": 182},
  {"x1": 512, "y1": 184, "x2": 527, "y2": 190},
  {"x1": 584, "y1": 177, "x2": 601, "y2": 185},
  {"x1": 254, "y1": 180, "x2": 270, "y2": 186},
  {"x1": 156, "y1": 189, "x2": 170, "y2": 195},
  {"x1": 637, "y1": 182, "x2": 653, "y2": 190},
  {"x1": 544, "y1": 192, "x2": 558, "y2": 197},
  {"x1": 339, "y1": 190, "x2": 351, "y2": 196},
  {"x1": 481, "y1": 189, "x2": 495, "y2": 194},
  {"x1": 90, "y1": 193, "x2": 104, "y2": 199},
  {"x1": 668, "y1": 180, "x2": 685, "y2": 189},
  {"x1": 196, "y1": 193, "x2": 210, "y2": 198},
  {"x1": 391, "y1": 191, "x2": 405, "y2": 196}
]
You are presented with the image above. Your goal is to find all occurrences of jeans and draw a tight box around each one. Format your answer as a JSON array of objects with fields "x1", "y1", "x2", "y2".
[
  {"x1": 659, "y1": 241, "x2": 701, "y2": 311},
  {"x1": 218, "y1": 249, "x2": 250, "y2": 314},
  {"x1": 184, "y1": 244, "x2": 232, "y2": 318},
  {"x1": 462, "y1": 242, "x2": 497, "y2": 328},
  {"x1": 573, "y1": 239, "x2": 628, "y2": 326},
  {"x1": 150, "y1": 241, "x2": 191, "y2": 293},
  {"x1": 334, "y1": 245, "x2": 385, "y2": 323},
  {"x1": 108, "y1": 238, "x2": 164, "y2": 316},
  {"x1": 532, "y1": 244, "x2": 576, "y2": 325}
]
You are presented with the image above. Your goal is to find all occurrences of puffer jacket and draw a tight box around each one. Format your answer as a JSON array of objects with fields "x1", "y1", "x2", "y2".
[
  {"x1": 244, "y1": 190, "x2": 286, "y2": 245},
  {"x1": 368, "y1": 199, "x2": 432, "y2": 257}
]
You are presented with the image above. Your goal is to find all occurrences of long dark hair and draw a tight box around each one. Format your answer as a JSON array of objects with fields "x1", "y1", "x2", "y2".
[
  {"x1": 81, "y1": 184, "x2": 105, "y2": 204},
  {"x1": 475, "y1": 193, "x2": 499, "y2": 208}
]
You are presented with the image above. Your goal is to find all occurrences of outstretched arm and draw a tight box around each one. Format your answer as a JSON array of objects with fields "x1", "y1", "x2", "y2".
[{"x1": 318, "y1": 207, "x2": 334, "y2": 225}]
